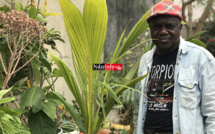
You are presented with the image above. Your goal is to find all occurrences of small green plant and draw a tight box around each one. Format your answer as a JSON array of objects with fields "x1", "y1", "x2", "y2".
[{"x1": 60, "y1": 121, "x2": 79, "y2": 133}]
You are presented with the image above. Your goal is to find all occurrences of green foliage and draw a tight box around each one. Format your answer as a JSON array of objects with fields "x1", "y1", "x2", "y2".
[
  {"x1": 185, "y1": 30, "x2": 206, "y2": 48},
  {"x1": 44, "y1": 28, "x2": 65, "y2": 49},
  {"x1": 31, "y1": 56, "x2": 42, "y2": 84},
  {"x1": 28, "y1": 110, "x2": 57, "y2": 134},
  {"x1": 0, "y1": 88, "x2": 12, "y2": 98},
  {"x1": 19, "y1": 86, "x2": 66, "y2": 133},
  {"x1": 42, "y1": 102, "x2": 56, "y2": 121},
  {"x1": 0, "y1": 88, "x2": 15, "y2": 105},
  {"x1": 0, "y1": 88, "x2": 30, "y2": 134},
  {"x1": 0, "y1": 2, "x2": 64, "y2": 134},
  {"x1": 28, "y1": 6, "x2": 38, "y2": 18},
  {"x1": 0, "y1": 97, "x2": 16, "y2": 105},
  {"x1": 14, "y1": 1, "x2": 25, "y2": 11},
  {"x1": 188, "y1": 39, "x2": 206, "y2": 48},
  {"x1": 20, "y1": 86, "x2": 45, "y2": 110},
  {"x1": 0, "y1": 110, "x2": 30, "y2": 134},
  {"x1": 0, "y1": 113, "x2": 15, "y2": 134},
  {"x1": 59, "y1": 121, "x2": 79, "y2": 133},
  {"x1": 0, "y1": 5, "x2": 10, "y2": 13},
  {"x1": 46, "y1": 91, "x2": 86, "y2": 132},
  {"x1": 185, "y1": 31, "x2": 207, "y2": 41},
  {"x1": 0, "y1": 3, "x2": 64, "y2": 88},
  {"x1": 200, "y1": 13, "x2": 215, "y2": 56},
  {"x1": 0, "y1": 76, "x2": 3, "y2": 88},
  {"x1": 0, "y1": 39, "x2": 9, "y2": 76},
  {"x1": 116, "y1": 10, "x2": 149, "y2": 58}
]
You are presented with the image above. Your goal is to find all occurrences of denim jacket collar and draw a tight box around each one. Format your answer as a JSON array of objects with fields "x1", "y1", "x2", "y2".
[
  {"x1": 179, "y1": 36, "x2": 189, "y2": 55},
  {"x1": 146, "y1": 36, "x2": 189, "y2": 65}
]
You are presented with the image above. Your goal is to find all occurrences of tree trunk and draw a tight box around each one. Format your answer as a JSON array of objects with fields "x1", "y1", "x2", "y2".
[
  {"x1": 187, "y1": 4, "x2": 193, "y2": 37},
  {"x1": 182, "y1": 0, "x2": 196, "y2": 23},
  {"x1": 195, "y1": 0, "x2": 214, "y2": 33},
  {"x1": 104, "y1": 0, "x2": 153, "y2": 58}
]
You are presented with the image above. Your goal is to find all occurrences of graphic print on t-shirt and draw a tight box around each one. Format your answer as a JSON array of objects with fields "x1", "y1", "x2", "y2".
[
  {"x1": 144, "y1": 48, "x2": 178, "y2": 132},
  {"x1": 147, "y1": 64, "x2": 175, "y2": 112}
]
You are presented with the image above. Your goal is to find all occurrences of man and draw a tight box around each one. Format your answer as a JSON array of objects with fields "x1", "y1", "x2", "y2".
[{"x1": 134, "y1": 1, "x2": 215, "y2": 134}]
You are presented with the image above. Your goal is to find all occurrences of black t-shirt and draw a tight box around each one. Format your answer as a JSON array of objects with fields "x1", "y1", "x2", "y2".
[{"x1": 144, "y1": 48, "x2": 178, "y2": 133}]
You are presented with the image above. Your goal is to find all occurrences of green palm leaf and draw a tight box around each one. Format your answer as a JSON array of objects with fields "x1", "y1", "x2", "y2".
[
  {"x1": 48, "y1": 53, "x2": 86, "y2": 122},
  {"x1": 185, "y1": 31, "x2": 206, "y2": 41},
  {"x1": 58, "y1": 0, "x2": 88, "y2": 93},
  {"x1": 96, "y1": 73, "x2": 149, "y2": 129},
  {"x1": 57, "y1": 0, "x2": 108, "y2": 133},
  {"x1": 83, "y1": 0, "x2": 108, "y2": 64},
  {"x1": 116, "y1": 10, "x2": 149, "y2": 58},
  {"x1": 188, "y1": 39, "x2": 206, "y2": 48}
]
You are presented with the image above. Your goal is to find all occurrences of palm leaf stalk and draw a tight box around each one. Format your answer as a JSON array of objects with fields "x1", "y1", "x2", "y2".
[{"x1": 51, "y1": 0, "x2": 150, "y2": 133}]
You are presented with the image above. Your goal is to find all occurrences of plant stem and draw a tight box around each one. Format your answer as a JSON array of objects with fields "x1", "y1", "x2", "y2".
[
  {"x1": 13, "y1": 48, "x2": 43, "y2": 74},
  {"x1": 0, "y1": 53, "x2": 7, "y2": 74},
  {"x1": 37, "y1": 0, "x2": 41, "y2": 10},
  {"x1": 40, "y1": 67, "x2": 43, "y2": 88}
]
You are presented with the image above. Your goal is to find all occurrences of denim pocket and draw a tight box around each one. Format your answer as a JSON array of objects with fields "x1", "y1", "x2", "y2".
[
  {"x1": 178, "y1": 65, "x2": 198, "y2": 108},
  {"x1": 178, "y1": 80, "x2": 197, "y2": 108}
]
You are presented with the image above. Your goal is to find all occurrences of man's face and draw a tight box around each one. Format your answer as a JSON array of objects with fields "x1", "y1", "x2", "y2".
[{"x1": 149, "y1": 15, "x2": 182, "y2": 55}]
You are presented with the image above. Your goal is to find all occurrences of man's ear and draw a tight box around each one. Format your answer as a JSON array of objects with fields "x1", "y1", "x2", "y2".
[{"x1": 180, "y1": 24, "x2": 182, "y2": 30}]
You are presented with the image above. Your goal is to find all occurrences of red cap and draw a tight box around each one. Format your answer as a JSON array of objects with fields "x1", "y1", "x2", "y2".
[{"x1": 147, "y1": 1, "x2": 183, "y2": 21}]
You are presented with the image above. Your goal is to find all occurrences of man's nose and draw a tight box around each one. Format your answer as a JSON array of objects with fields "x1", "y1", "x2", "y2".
[{"x1": 159, "y1": 27, "x2": 168, "y2": 35}]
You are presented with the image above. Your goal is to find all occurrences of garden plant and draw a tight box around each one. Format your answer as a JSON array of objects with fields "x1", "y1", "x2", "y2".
[{"x1": 0, "y1": 1, "x2": 66, "y2": 134}]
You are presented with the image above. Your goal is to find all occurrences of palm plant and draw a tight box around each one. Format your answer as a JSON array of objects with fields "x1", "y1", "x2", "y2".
[{"x1": 47, "y1": 0, "x2": 150, "y2": 133}]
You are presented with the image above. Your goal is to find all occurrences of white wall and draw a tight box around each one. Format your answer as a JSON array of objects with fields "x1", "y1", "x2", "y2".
[{"x1": 42, "y1": 0, "x2": 85, "y2": 104}]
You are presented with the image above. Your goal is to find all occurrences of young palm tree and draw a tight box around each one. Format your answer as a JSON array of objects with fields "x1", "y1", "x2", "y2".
[{"x1": 49, "y1": 0, "x2": 150, "y2": 133}]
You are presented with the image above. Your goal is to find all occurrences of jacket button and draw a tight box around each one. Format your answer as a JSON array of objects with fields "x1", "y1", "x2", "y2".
[
  {"x1": 175, "y1": 115, "x2": 178, "y2": 118},
  {"x1": 176, "y1": 132, "x2": 178, "y2": 134},
  {"x1": 144, "y1": 102, "x2": 146, "y2": 104}
]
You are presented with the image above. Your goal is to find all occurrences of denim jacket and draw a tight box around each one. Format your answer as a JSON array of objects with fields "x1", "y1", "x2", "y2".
[{"x1": 134, "y1": 37, "x2": 215, "y2": 134}]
